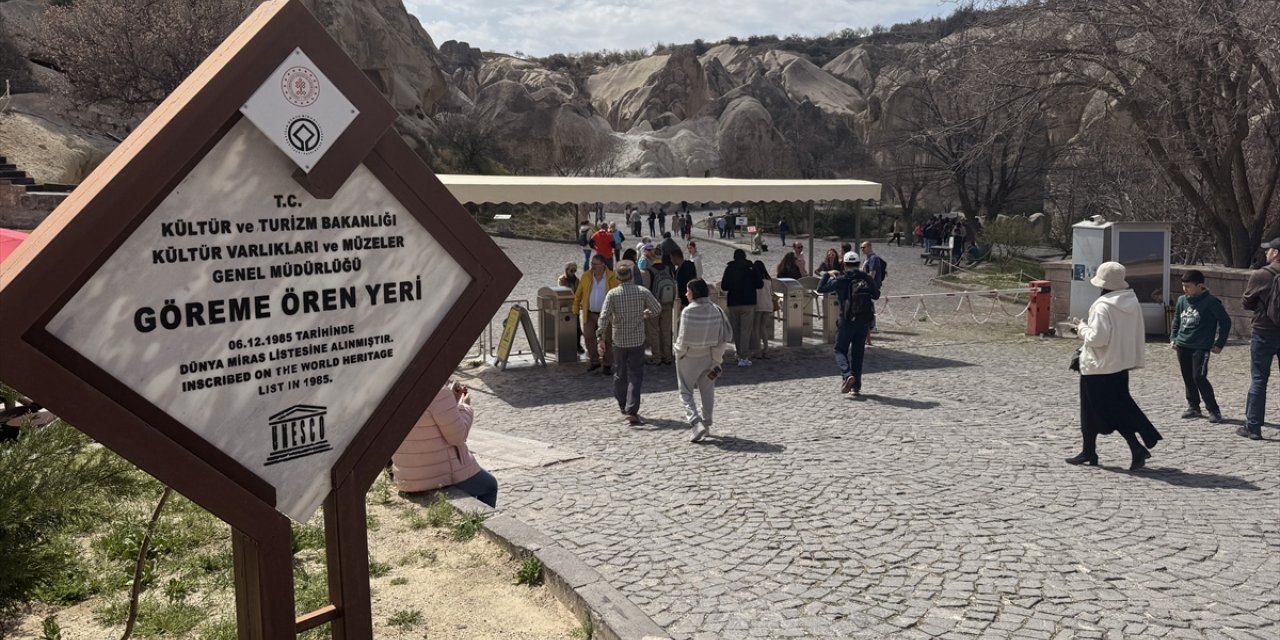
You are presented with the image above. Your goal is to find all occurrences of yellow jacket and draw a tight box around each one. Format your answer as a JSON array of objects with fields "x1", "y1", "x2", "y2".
[{"x1": 573, "y1": 269, "x2": 618, "y2": 325}]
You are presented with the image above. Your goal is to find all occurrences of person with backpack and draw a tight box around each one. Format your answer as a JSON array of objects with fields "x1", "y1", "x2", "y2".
[
  {"x1": 577, "y1": 220, "x2": 593, "y2": 271},
  {"x1": 645, "y1": 251, "x2": 678, "y2": 365},
  {"x1": 1169, "y1": 269, "x2": 1230, "y2": 423},
  {"x1": 1239, "y1": 237, "x2": 1280, "y2": 440},
  {"x1": 817, "y1": 251, "x2": 880, "y2": 394}
]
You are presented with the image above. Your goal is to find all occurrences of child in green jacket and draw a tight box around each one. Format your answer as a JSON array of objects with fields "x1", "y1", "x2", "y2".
[{"x1": 1170, "y1": 270, "x2": 1232, "y2": 422}]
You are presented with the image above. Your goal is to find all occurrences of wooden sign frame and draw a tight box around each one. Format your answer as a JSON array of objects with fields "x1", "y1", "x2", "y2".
[{"x1": 0, "y1": 1, "x2": 520, "y2": 637}]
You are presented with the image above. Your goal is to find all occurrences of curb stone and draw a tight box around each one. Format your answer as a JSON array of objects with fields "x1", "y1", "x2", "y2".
[{"x1": 442, "y1": 489, "x2": 673, "y2": 640}]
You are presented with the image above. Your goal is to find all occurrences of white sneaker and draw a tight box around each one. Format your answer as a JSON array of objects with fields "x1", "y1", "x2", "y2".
[
  {"x1": 737, "y1": 358, "x2": 752, "y2": 367},
  {"x1": 690, "y1": 421, "x2": 709, "y2": 443}
]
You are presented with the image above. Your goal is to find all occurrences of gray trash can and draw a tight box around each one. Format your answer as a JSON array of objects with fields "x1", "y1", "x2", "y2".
[
  {"x1": 537, "y1": 286, "x2": 577, "y2": 363},
  {"x1": 774, "y1": 278, "x2": 805, "y2": 347}
]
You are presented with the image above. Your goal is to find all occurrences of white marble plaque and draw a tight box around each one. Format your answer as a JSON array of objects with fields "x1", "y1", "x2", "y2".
[{"x1": 47, "y1": 119, "x2": 471, "y2": 521}]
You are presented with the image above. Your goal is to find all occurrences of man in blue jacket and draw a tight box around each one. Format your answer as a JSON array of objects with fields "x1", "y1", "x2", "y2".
[
  {"x1": 1169, "y1": 270, "x2": 1231, "y2": 423},
  {"x1": 818, "y1": 252, "x2": 880, "y2": 395}
]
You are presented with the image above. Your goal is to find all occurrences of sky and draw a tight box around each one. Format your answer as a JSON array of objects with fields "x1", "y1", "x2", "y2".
[{"x1": 405, "y1": 0, "x2": 952, "y2": 58}]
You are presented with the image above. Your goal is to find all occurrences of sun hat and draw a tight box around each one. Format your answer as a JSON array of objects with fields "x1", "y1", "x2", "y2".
[
  {"x1": 843, "y1": 251, "x2": 861, "y2": 265},
  {"x1": 1090, "y1": 261, "x2": 1129, "y2": 290}
]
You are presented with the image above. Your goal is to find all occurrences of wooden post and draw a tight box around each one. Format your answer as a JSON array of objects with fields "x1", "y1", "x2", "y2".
[
  {"x1": 232, "y1": 515, "x2": 295, "y2": 640},
  {"x1": 322, "y1": 479, "x2": 373, "y2": 640}
]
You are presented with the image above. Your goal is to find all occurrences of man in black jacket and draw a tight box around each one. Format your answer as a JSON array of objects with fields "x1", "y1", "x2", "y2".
[
  {"x1": 1240, "y1": 237, "x2": 1280, "y2": 440},
  {"x1": 817, "y1": 251, "x2": 881, "y2": 394},
  {"x1": 719, "y1": 248, "x2": 763, "y2": 367}
]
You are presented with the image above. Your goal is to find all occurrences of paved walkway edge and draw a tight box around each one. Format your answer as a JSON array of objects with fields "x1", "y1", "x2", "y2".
[{"x1": 444, "y1": 489, "x2": 673, "y2": 640}]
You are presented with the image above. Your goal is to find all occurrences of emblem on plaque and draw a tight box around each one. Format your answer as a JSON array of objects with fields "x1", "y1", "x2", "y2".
[
  {"x1": 265, "y1": 404, "x2": 332, "y2": 465},
  {"x1": 281, "y1": 66, "x2": 320, "y2": 107}
]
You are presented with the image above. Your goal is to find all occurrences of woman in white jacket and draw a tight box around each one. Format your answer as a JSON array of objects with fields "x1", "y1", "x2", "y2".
[{"x1": 1067, "y1": 262, "x2": 1163, "y2": 470}]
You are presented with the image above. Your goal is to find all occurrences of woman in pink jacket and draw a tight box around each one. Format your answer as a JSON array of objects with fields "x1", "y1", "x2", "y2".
[{"x1": 392, "y1": 380, "x2": 498, "y2": 507}]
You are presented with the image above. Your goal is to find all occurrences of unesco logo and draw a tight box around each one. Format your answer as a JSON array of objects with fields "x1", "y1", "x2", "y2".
[
  {"x1": 264, "y1": 404, "x2": 332, "y2": 466},
  {"x1": 285, "y1": 116, "x2": 323, "y2": 154},
  {"x1": 281, "y1": 66, "x2": 320, "y2": 107}
]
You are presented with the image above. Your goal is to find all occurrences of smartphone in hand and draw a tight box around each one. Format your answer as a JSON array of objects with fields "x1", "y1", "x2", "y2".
[{"x1": 707, "y1": 365, "x2": 722, "y2": 381}]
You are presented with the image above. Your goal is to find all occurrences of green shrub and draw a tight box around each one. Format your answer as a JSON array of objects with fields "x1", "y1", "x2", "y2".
[
  {"x1": 387, "y1": 609, "x2": 422, "y2": 628},
  {"x1": 423, "y1": 493, "x2": 454, "y2": 528},
  {"x1": 450, "y1": 511, "x2": 487, "y2": 542},
  {"x1": 514, "y1": 557, "x2": 544, "y2": 586},
  {"x1": 290, "y1": 522, "x2": 326, "y2": 553},
  {"x1": 0, "y1": 421, "x2": 148, "y2": 628}
]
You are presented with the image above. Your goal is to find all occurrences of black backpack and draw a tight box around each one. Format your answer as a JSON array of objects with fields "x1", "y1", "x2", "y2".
[
  {"x1": 577, "y1": 227, "x2": 590, "y2": 246},
  {"x1": 841, "y1": 276, "x2": 876, "y2": 323}
]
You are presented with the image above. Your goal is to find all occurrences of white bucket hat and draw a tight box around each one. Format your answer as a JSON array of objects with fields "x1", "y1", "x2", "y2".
[{"x1": 1090, "y1": 261, "x2": 1129, "y2": 290}]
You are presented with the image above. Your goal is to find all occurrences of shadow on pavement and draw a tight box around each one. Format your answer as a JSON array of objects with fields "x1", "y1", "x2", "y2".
[
  {"x1": 476, "y1": 347, "x2": 975, "y2": 408},
  {"x1": 702, "y1": 434, "x2": 787, "y2": 453},
  {"x1": 1102, "y1": 465, "x2": 1261, "y2": 491},
  {"x1": 855, "y1": 393, "x2": 942, "y2": 409},
  {"x1": 631, "y1": 417, "x2": 688, "y2": 432}
]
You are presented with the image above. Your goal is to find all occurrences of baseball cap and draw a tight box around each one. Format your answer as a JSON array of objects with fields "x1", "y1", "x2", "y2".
[
  {"x1": 843, "y1": 251, "x2": 861, "y2": 264},
  {"x1": 1262, "y1": 237, "x2": 1280, "y2": 250}
]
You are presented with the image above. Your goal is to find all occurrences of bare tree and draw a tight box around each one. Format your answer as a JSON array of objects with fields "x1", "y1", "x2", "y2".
[
  {"x1": 39, "y1": 0, "x2": 253, "y2": 116},
  {"x1": 869, "y1": 141, "x2": 940, "y2": 227},
  {"x1": 987, "y1": 0, "x2": 1280, "y2": 267},
  {"x1": 887, "y1": 41, "x2": 1061, "y2": 221},
  {"x1": 432, "y1": 111, "x2": 506, "y2": 174}
]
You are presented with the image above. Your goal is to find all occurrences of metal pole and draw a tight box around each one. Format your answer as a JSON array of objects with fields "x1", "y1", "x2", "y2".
[{"x1": 807, "y1": 202, "x2": 815, "y2": 275}]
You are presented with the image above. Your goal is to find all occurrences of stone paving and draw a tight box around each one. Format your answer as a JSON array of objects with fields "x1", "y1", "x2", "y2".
[{"x1": 464, "y1": 224, "x2": 1279, "y2": 639}]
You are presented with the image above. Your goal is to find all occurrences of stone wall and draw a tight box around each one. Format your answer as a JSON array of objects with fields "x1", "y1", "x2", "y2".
[
  {"x1": 0, "y1": 185, "x2": 62, "y2": 229},
  {"x1": 1044, "y1": 260, "x2": 1255, "y2": 340}
]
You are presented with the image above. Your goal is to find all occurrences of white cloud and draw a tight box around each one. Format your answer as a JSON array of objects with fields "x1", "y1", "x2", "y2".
[{"x1": 405, "y1": 0, "x2": 950, "y2": 57}]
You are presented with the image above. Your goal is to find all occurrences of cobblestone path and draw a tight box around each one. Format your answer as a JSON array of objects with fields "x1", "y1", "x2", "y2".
[{"x1": 464, "y1": 230, "x2": 1278, "y2": 639}]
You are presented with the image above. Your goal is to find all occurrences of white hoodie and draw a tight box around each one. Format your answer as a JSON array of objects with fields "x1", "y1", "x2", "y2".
[{"x1": 1078, "y1": 289, "x2": 1146, "y2": 376}]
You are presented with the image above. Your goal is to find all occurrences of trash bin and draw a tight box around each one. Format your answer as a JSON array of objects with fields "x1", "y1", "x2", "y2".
[
  {"x1": 537, "y1": 286, "x2": 577, "y2": 362},
  {"x1": 775, "y1": 278, "x2": 805, "y2": 347},
  {"x1": 1026, "y1": 280, "x2": 1051, "y2": 336}
]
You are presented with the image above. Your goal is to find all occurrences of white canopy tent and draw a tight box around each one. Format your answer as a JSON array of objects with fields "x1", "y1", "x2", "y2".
[
  {"x1": 435, "y1": 175, "x2": 883, "y2": 273},
  {"x1": 436, "y1": 175, "x2": 882, "y2": 206}
]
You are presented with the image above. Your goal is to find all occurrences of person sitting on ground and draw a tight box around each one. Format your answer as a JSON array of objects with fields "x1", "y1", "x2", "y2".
[{"x1": 392, "y1": 380, "x2": 498, "y2": 507}]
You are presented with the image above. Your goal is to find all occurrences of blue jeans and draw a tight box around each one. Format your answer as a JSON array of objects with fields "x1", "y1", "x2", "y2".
[
  {"x1": 582, "y1": 248, "x2": 592, "y2": 271},
  {"x1": 453, "y1": 468, "x2": 498, "y2": 508},
  {"x1": 1245, "y1": 333, "x2": 1280, "y2": 433},
  {"x1": 834, "y1": 320, "x2": 870, "y2": 389}
]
